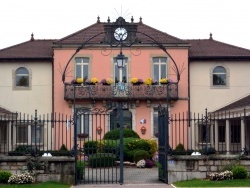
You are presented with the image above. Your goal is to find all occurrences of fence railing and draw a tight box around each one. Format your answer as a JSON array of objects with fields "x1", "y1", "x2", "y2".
[
  {"x1": 0, "y1": 110, "x2": 74, "y2": 155},
  {"x1": 169, "y1": 109, "x2": 250, "y2": 155},
  {"x1": 0, "y1": 109, "x2": 249, "y2": 156}
]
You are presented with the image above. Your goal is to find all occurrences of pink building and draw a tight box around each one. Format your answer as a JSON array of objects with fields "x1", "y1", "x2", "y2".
[{"x1": 53, "y1": 17, "x2": 189, "y2": 148}]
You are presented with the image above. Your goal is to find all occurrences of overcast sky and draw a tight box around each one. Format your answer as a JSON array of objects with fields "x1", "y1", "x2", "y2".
[{"x1": 1, "y1": 0, "x2": 250, "y2": 50}]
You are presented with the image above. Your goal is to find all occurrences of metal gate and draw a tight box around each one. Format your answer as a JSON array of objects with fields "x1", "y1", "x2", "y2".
[
  {"x1": 158, "y1": 105, "x2": 169, "y2": 183},
  {"x1": 73, "y1": 106, "x2": 124, "y2": 185}
]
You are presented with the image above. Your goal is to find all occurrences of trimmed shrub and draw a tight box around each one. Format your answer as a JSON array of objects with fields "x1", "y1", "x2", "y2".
[
  {"x1": 173, "y1": 143, "x2": 186, "y2": 155},
  {"x1": 100, "y1": 140, "x2": 119, "y2": 155},
  {"x1": 8, "y1": 145, "x2": 39, "y2": 156},
  {"x1": 59, "y1": 144, "x2": 68, "y2": 151},
  {"x1": 103, "y1": 128, "x2": 140, "y2": 140},
  {"x1": 232, "y1": 165, "x2": 248, "y2": 179},
  {"x1": 84, "y1": 141, "x2": 98, "y2": 156},
  {"x1": 88, "y1": 153, "x2": 117, "y2": 168},
  {"x1": 199, "y1": 147, "x2": 216, "y2": 155},
  {"x1": 134, "y1": 149, "x2": 150, "y2": 163},
  {"x1": 0, "y1": 171, "x2": 12, "y2": 183}
]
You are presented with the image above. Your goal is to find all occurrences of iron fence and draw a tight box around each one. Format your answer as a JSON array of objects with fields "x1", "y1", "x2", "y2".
[
  {"x1": 0, "y1": 110, "x2": 73, "y2": 155},
  {"x1": 0, "y1": 109, "x2": 249, "y2": 156},
  {"x1": 169, "y1": 109, "x2": 250, "y2": 155}
]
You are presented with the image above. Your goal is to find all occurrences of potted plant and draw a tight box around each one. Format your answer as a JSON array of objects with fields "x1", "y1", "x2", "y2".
[
  {"x1": 131, "y1": 78, "x2": 143, "y2": 85},
  {"x1": 71, "y1": 77, "x2": 84, "y2": 85},
  {"x1": 101, "y1": 78, "x2": 113, "y2": 85},
  {"x1": 144, "y1": 78, "x2": 158, "y2": 85},
  {"x1": 85, "y1": 77, "x2": 98, "y2": 85},
  {"x1": 160, "y1": 78, "x2": 168, "y2": 84}
]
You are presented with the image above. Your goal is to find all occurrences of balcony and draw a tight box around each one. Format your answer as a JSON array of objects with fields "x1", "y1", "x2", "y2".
[{"x1": 64, "y1": 83, "x2": 178, "y2": 101}]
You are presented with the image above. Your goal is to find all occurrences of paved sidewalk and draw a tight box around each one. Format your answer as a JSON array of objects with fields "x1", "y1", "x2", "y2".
[{"x1": 71, "y1": 183, "x2": 174, "y2": 188}]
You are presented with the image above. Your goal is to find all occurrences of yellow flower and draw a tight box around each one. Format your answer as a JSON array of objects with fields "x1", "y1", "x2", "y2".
[
  {"x1": 131, "y1": 77, "x2": 138, "y2": 84},
  {"x1": 160, "y1": 78, "x2": 168, "y2": 83},
  {"x1": 76, "y1": 77, "x2": 83, "y2": 84},
  {"x1": 91, "y1": 77, "x2": 98, "y2": 84},
  {"x1": 145, "y1": 78, "x2": 153, "y2": 85},
  {"x1": 106, "y1": 78, "x2": 113, "y2": 84}
]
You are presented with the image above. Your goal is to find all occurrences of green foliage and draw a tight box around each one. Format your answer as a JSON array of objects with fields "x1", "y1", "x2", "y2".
[
  {"x1": 232, "y1": 165, "x2": 248, "y2": 179},
  {"x1": 126, "y1": 149, "x2": 150, "y2": 163},
  {"x1": 84, "y1": 141, "x2": 98, "y2": 155},
  {"x1": 103, "y1": 128, "x2": 140, "y2": 140},
  {"x1": 9, "y1": 145, "x2": 39, "y2": 156},
  {"x1": 99, "y1": 140, "x2": 119, "y2": 155},
  {"x1": 173, "y1": 143, "x2": 186, "y2": 155},
  {"x1": 0, "y1": 171, "x2": 12, "y2": 183},
  {"x1": 88, "y1": 153, "x2": 117, "y2": 168},
  {"x1": 59, "y1": 144, "x2": 68, "y2": 151},
  {"x1": 76, "y1": 160, "x2": 86, "y2": 180},
  {"x1": 123, "y1": 138, "x2": 157, "y2": 161},
  {"x1": 199, "y1": 147, "x2": 216, "y2": 155}
]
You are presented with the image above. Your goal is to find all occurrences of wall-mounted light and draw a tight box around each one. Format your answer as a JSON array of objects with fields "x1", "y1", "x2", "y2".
[
  {"x1": 140, "y1": 126, "x2": 146, "y2": 134},
  {"x1": 97, "y1": 126, "x2": 102, "y2": 135}
]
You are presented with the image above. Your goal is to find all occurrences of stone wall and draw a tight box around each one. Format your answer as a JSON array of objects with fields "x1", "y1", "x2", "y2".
[
  {"x1": 168, "y1": 155, "x2": 250, "y2": 184},
  {"x1": 0, "y1": 156, "x2": 75, "y2": 184}
]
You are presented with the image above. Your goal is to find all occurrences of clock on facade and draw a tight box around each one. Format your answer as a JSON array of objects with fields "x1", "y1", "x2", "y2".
[{"x1": 114, "y1": 27, "x2": 127, "y2": 41}]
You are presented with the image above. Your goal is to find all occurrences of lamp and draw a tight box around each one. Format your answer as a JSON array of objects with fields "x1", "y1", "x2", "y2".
[
  {"x1": 116, "y1": 52, "x2": 125, "y2": 68},
  {"x1": 140, "y1": 126, "x2": 146, "y2": 134},
  {"x1": 97, "y1": 126, "x2": 102, "y2": 134}
]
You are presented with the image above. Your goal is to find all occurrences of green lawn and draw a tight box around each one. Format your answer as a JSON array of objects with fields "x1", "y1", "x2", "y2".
[
  {"x1": 173, "y1": 178, "x2": 250, "y2": 187},
  {"x1": 0, "y1": 181, "x2": 71, "y2": 188}
]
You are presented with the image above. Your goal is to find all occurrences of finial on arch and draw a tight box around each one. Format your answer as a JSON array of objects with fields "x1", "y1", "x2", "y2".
[
  {"x1": 131, "y1": 16, "x2": 134, "y2": 23},
  {"x1": 30, "y1": 33, "x2": 34, "y2": 41},
  {"x1": 97, "y1": 16, "x2": 100, "y2": 23},
  {"x1": 107, "y1": 16, "x2": 110, "y2": 23},
  {"x1": 209, "y1": 33, "x2": 213, "y2": 40},
  {"x1": 139, "y1": 17, "x2": 142, "y2": 23}
]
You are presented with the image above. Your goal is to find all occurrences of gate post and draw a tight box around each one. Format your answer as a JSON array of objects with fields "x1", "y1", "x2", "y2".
[
  {"x1": 118, "y1": 102, "x2": 124, "y2": 184},
  {"x1": 158, "y1": 105, "x2": 169, "y2": 183}
]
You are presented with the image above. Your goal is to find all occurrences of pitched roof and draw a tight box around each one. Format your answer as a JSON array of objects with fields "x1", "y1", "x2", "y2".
[
  {"x1": 187, "y1": 37, "x2": 250, "y2": 60},
  {"x1": 0, "y1": 106, "x2": 14, "y2": 114},
  {"x1": 213, "y1": 94, "x2": 250, "y2": 112},
  {"x1": 0, "y1": 38, "x2": 54, "y2": 61},
  {"x1": 53, "y1": 21, "x2": 189, "y2": 46}
]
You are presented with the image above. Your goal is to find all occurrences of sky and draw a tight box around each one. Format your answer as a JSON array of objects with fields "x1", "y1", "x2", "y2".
[{"x1": 1, "y1": 0, "x2": 250, "y2": 50}]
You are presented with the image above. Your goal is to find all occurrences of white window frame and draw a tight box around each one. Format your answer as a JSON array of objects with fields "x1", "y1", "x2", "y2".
[
  {"x1": 152, "y1": 57, "x2": 168, "y2": 84},
  {"x1": 210, "y1": 65, "x2": 229, "y2": 89},
  {"x1": 13, "y1": 67, "x2": 32, "y2": 90},
  {"x1": 75, "y1": 57, "x2": 90, "y2": 80}
]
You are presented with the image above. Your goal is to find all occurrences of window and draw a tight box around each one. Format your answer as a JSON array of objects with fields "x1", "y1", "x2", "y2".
[
  {"x1": 75, "y1": 57, "x2": 89, "y2": 80},
  {"x1": 218, "y1": 120, "x2": 226, "y2": 142},
  {"x1": 213, "y1": 66, "x2": 226, "y2": 86},
  {"x1": 153, "y1": 110, "x2": 158, "y2": 137},
  {"x1": 15, "y1": 67, "x2": 29, "y2": 87},
  {"x1": 230, "y1": 118, "x2": 241, "y2": 143},
  {"x1": 198, "y1": 122, "x2": 210, "y2": 143},
  {"x1": 77, "y1": 114, "x2": 89, "y2": 136},
  {"x1": 16, "y1": 122, "x2": 44, "y2": 144},
  {"x1": 153, "y1": 57, "x2": 167, "y2": 83},
  {"x1": 114, "y1": 57, "x2": 127, "y2": 83},
  {"x1": 110, "y1": 109, "x2": 132, "y2": 130}
]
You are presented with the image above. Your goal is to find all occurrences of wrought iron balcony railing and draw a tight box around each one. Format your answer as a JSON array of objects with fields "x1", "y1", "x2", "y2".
[{"x1": 64, "y1": 83, "x2": 178, "y2": 101}]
